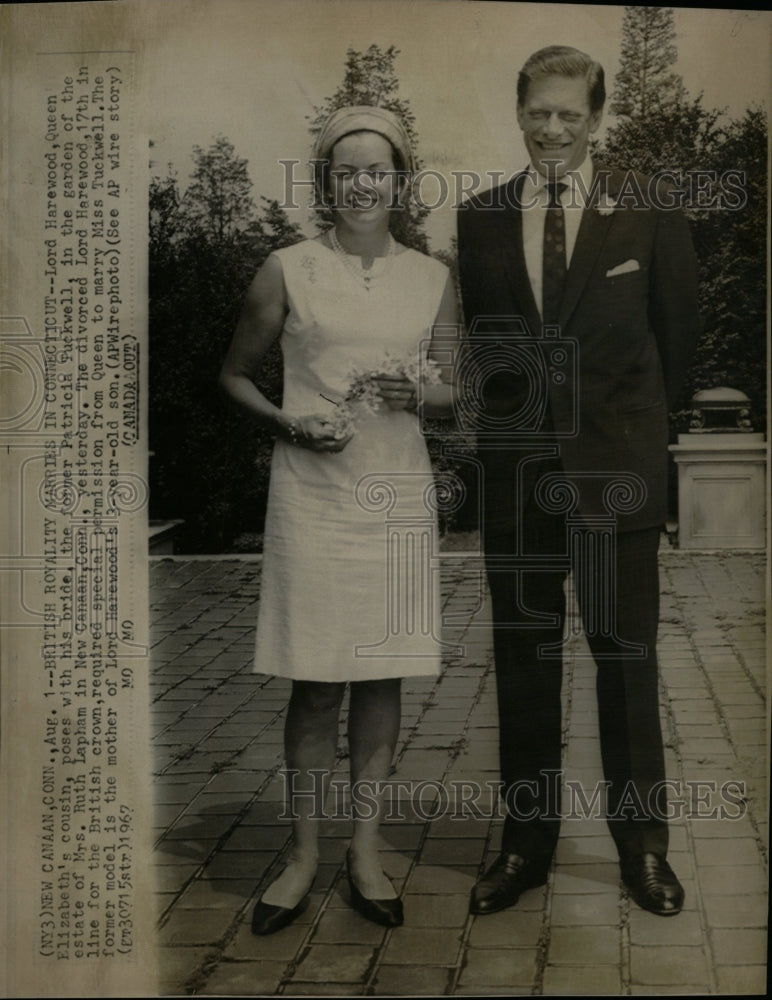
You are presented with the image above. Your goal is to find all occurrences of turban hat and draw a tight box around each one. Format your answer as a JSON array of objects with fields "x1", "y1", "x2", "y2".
[{"x1": 311, "y1": 104, "x2": 415, "y2": 203}]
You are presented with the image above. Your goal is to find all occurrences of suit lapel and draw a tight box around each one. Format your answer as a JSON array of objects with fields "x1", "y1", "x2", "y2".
[{"x1": 558, "y1": 162, "x2": 620, "y2": 329}]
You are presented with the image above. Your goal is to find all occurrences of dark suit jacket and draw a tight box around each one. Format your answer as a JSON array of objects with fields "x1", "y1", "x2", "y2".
[{"x1": 457, "y1": 161, "x2": 701, "y2": 531}]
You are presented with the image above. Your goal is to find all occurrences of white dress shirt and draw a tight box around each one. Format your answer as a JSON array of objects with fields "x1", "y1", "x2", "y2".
[{"x1": 521, "y1": 157, "x2": 594, "y2": 318}]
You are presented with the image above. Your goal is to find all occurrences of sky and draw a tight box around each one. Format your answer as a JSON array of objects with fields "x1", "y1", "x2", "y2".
[{"x1": 138, "y1": 0, "x2": 771, "y2": 250}]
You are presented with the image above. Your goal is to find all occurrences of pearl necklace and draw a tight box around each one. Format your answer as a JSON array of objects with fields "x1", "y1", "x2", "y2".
[{"x1": 329, "y1": 228, "x2": 396, "y2": 290}]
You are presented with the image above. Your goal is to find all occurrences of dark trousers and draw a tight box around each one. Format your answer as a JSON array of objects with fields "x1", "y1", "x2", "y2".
[{"x1": 482, "y1": 454, "x2": 669, "y2": 862}]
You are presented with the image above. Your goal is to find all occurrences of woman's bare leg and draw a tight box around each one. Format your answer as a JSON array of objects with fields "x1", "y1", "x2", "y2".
[
  {"x1": 347, "y1": 678, "x2": 402, "y2": 898},
  {"x1": 261, "y1": 679, "x2": 346, "y2": 908}
]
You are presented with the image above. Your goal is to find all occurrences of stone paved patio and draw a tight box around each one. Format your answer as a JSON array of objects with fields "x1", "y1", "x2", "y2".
[{"x1": 150, "y1": 540, "x2": 767, "y2": 996}]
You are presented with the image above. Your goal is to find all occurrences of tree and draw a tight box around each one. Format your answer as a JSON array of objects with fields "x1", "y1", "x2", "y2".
[
  {"x1": 600, "y1": 92, "x2": 723, "y2": 178},
  {"x1": 182, "y1": 136, "x2": 256, "y2": 243},
  {"x1": 248, "y1": 195, "x2": 307, "y2": 255},
  {"x1": 148, "y1": 140, "x2": 303, "y2": 552},
  {"x1": 602, "y1": 7, "x2": 719, "y2": 177},
  {"x1": 600, "y1": 6, "x2": 767, "y2": 436},
  {"x1": 609, "y1": 6, "x2": 685, "y2": 120},
  {"x1": 148, "y1": 168, "x2": 181, "y2": 258},
  {"x1": 309, "y1": 44, "x2": 430, "y2": 253},
  {"x1": 683, "y1": 108, "x2": 767, "y2": 430}
]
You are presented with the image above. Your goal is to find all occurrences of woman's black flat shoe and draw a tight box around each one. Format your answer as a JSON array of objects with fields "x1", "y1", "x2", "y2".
[
  {"x1": 251, "y1": 895, "x2": 308, "y2": 936},
  {"x1": 346, "y1": 850, "x2": 404, "y2": 927}
]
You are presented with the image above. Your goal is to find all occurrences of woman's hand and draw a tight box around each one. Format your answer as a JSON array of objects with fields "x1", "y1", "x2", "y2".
[
  {"x1": 286, "y1": 414, "x2": 355, "y2": 452},
  {"x1": 373, "y1": 373, "x2": 417, "y2": 411}
]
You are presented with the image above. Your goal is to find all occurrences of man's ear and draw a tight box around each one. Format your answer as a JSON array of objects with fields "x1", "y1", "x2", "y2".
[{"x1": 589, "y1": 109, "x2": 603, "y2": 135}]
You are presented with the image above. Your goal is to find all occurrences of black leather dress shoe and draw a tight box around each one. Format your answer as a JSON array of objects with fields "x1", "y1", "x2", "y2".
[
  {"x1": 251, "y1": 894, "x2": 309, "y2": 936},
  {"x1": 346, "y1": 850, "x2": 404, "y2": 927},
  {"x1": 470, "y1": 852, "x2": 549, "y2": 915},
  {"x1": 620, "y1": 852, "x2": 684, "y2": 916}
]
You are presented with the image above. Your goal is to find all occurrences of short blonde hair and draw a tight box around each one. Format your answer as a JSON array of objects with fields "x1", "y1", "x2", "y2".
[{"x1": 517, "y1": 45, "x2": 606, "y2": 113}]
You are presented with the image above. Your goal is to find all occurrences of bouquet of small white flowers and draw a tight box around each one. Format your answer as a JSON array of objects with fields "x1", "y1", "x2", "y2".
[{"x1": 326, "y1": 348, "x2": 443, "y2": 439}]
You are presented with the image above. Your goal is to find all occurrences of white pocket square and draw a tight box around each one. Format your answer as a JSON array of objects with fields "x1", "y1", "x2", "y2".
[{"x1": 606, "y1": 259, "x2": 640, "y2": 277}]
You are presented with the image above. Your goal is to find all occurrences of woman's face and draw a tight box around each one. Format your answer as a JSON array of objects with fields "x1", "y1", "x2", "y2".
[{"x1": 328, "y1": 131, "x2": 401, "y2": 230}]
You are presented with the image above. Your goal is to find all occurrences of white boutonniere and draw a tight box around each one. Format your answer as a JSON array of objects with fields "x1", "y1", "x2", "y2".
[{"x1": 597, "y1": 195, "x2": 618, "y2": 217}]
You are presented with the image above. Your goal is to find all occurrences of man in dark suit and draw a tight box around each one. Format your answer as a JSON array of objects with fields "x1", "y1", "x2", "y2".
[{"x1": 456, "y1": 45, "x2": 701, "y2": 917}]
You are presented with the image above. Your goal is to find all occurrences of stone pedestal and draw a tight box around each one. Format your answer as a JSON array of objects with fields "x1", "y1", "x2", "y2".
[{"x1": 669, "y1": 432, "x2": 767, "y2": 549}]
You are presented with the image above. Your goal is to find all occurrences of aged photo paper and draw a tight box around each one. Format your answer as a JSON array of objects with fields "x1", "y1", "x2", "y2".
[
  {"x1": 1, "y1": 3, "x2": 155, "y2": 996},
  {"x1": 1, "y1": 1, "x2": 769, "y2": 997}
]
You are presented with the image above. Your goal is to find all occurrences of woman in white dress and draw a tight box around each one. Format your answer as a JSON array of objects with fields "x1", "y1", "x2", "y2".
[{"x1": 220, "y1": 106, "x2": 461, "y2": 934}]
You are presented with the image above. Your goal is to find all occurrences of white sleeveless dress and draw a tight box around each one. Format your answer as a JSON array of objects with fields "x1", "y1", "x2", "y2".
[{"x1": 254, "y1": 238, "x2": 450, "y2": 682}]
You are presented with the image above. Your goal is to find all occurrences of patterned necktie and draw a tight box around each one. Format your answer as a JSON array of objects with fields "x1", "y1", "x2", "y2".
[{"x1": 542, "y1": 180, "x2": 568, "y2": 326}]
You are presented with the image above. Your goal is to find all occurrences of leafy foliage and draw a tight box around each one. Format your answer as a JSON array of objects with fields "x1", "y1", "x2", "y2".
[
  {"x1": 148, "y1": 141, "x2": 302, "y2": 552},
  {"x1": 182, "y1": 136, "x2": 256, "y2": 242},
  {"x1": 682, "y1": 108, "x2": 768, "y2": 429},
  {"x1": 600, "y1": 6, "x2": 767, "y2": 432},
  {"x1": 600, "y1": 92, "x2": 723, "y2": 178},
  {"x1": 609, "y1": 6, "x2": 685, "y2": 119}
]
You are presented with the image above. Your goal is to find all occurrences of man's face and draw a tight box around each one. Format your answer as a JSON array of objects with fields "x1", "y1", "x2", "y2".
[{"x1": 516, "y1": 74, "x2": 602, "y2": 178}]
